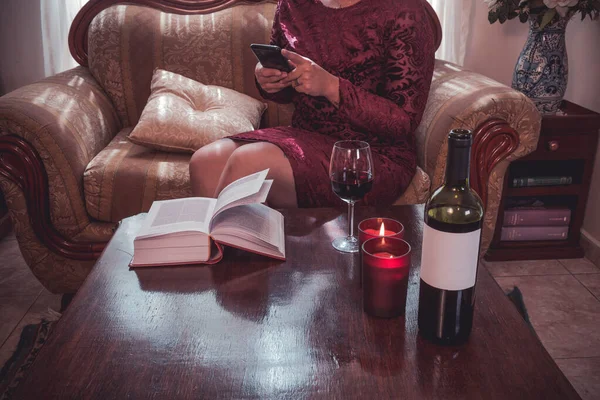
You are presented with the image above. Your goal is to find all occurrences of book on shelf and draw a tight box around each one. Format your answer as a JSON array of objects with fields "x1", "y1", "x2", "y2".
[
  {"x1": 500, "y1": 226, "x2": 569, "y2": 241},
  {"x1": 130, "y1": 169, "x2": 285, "y2": 267},
  {"x1": 511, "y1": 176, "x2": 572, "y2": 188},
  {"x1": 503, "y1": 208, "x2": 571, "y2": 227}
]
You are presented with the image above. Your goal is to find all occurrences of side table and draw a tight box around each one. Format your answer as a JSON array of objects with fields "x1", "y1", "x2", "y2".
[{"x1": 486, "y1": 100, "x2": 600, "y2": 261}]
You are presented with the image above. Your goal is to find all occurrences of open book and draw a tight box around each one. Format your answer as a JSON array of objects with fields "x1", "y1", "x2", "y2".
[{"x1": 130, "y1": 169, "x2": 285, "y2": 267}]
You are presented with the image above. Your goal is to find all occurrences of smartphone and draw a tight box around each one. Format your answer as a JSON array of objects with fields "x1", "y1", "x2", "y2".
[{"x1": 250, "y1": 44, "x2": 292, "y2": 73}]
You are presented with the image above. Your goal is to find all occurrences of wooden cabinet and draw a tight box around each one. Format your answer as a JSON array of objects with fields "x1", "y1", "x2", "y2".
[{"x1": 485, "y1": 101, "x2": 600, "y2": 261}]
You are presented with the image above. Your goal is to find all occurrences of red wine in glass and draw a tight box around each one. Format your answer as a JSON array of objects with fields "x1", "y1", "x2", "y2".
[
  {"x1": 329, "y1": 140, "x2": 374, "y2": 253},
  {"x1": 331, "y1": 170, "x2": 373, "y2": 202}
]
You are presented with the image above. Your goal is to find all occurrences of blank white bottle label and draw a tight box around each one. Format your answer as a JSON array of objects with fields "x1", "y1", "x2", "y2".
[{"x1": 420, "y1": 224, "x2": 481, "y2": 291}]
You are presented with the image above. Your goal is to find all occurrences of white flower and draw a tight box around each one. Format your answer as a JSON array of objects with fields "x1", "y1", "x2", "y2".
[
  {"x1": 543, "y1": 0, "x2": 578, "y2": 17},
  {"x1": 543, "y1": 0, "x2": 578, "y2": 8}
]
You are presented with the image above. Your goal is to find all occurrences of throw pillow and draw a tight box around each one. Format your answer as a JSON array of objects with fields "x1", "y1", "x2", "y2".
[{"x1": 128, "y1": 69, "x2": 267, "y2": 153}]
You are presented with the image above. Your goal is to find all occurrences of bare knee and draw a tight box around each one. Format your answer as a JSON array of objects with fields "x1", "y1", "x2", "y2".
[
  {"x1": 189, "y1": 148, "x2": 205, "y2": 178},
  {"x1": 190, "y1": 139, "x2": 238, "y2": 174},
  {"x1": 221, "y1": 143, "x2": 281, "y2": 181},
  {"x1": 189, "y1": 139, "x2": 240, "y2": 196}
]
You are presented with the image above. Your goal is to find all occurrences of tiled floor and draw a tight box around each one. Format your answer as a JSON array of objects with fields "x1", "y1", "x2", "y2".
[
  {"x1": 0, "y1": 232, "x2": 599, "y2": 399},
  {"x1": 483, "y1": 257, "x2": 600, "y2": 400}
]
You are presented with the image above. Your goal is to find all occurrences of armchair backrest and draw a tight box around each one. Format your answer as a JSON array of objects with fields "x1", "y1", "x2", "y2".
[{"x1": 72, "y1": 0, "x2": 441, "y2": 129}]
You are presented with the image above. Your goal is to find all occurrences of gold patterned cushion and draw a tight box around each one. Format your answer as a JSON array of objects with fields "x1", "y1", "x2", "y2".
[
  {"x1": 84, "y1": 128, "x2": 192, "y2": 223},
  {"x1": 128, "y1": 69, "x2": 267, "y2": 153}
]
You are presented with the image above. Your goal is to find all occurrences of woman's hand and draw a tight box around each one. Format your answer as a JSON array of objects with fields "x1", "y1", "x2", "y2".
[
  {"x1": 280, "y1": 49, "x2": 340, "y2": 106},
  {"x1": 255, "y1": 62, "x2": 290, "y2": 93}
]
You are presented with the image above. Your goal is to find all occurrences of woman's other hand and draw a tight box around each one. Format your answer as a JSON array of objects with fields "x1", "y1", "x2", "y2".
[
  {"x1": 255, "y1": 62, "x2": 290, "y2": 93},
  {"x1": 280, "y1": 49, "x2": 340, "y2": 106}
]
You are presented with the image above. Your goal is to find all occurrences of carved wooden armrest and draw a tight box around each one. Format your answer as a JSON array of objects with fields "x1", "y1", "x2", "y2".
[{"x1": 415, "y1": 60, "x2": 542, "y2": 253}]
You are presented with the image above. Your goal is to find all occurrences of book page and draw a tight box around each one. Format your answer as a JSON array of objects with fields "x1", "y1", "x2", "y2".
[
  {"x1": 212, "y1": 169, "x2": 269, "y2": 219},
  {"x1": 136, "y1": 198, "x2": 217, "y2": 239},
  {"x1": 212, "y1": 180, "x2": 272, "y2": 219},
  {"x1": 210, "y1": 203, "x2": 285, "y2": 258}
]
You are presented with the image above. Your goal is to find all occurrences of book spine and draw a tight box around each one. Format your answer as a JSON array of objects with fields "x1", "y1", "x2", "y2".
[
  {"x1": 512, "y1": 176, "x2": 573, "y2": 187},
  {"x1": 503, "y1": 209, "x2": 571, "y2": 227},
  {"x1": 501, "y1": 226, "x2": 569, "y2": 241}
]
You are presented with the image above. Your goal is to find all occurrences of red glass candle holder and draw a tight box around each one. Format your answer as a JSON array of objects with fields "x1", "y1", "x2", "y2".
[
  {"x1": 358, "y1": 218, "x2": 404, "y2": 250},
  {"x1": 362, "y1": 237, "x2": 411, "y2": 318},
  {"x1": 358, "y1": 218, "x2": 405, "y2": 287}
]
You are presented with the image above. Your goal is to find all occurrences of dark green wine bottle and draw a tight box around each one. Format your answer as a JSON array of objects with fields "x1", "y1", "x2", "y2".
[{"x1": 418, "y1": 129, "x2": 484, "y2": 345}]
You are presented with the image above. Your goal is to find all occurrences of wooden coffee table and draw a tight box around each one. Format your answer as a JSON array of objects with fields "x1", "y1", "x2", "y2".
[{"x1": 14, "y1": 206, "x2": 579, "y2": 399}]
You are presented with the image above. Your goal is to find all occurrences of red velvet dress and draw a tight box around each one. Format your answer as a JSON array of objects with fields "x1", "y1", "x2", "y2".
[{"x1": 230, "y1": 0, "x2": 436, "y2": 207}]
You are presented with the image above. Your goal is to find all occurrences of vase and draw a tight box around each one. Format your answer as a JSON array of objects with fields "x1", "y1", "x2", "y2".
[{"x1": 511, "y1": 15, "x2": 569, "y2": 115}]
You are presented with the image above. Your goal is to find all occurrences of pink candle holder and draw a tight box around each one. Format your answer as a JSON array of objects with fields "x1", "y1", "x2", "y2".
[
  {"x1": 358, "y1": 218, "x2": 404, "y2": 250},
  {"x1": 362, "y1": 237, "x2": 411, "y2": 318}
]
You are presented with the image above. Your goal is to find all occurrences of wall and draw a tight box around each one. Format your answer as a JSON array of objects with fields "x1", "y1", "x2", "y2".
[
  {"x1": 0, "y1": 0, "x2": 46, "y2": 96},
  {"x1": 463, "y1": 0, "x2": 600, "y2": 244}
]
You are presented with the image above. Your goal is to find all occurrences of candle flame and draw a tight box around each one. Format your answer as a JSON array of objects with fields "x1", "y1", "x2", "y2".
[{"x1": 379, "y1": 222, "x2": 386, "y2": 236}]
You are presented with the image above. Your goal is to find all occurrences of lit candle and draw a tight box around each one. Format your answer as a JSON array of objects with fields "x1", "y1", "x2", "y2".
[
  {"x1": 358, "y1": 218, "x2": 404, "y2": 250},
  {"x1": 363, "y1": 222, "x2": 396, "y2": 237},
  {"x1": 362, "y1": 237, "x2": 412, "y2": 318}
]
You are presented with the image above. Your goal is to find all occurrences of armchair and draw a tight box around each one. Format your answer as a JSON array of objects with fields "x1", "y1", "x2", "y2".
[{"x1": 0, "y1": 0, "x2": 540, "y2": 293}]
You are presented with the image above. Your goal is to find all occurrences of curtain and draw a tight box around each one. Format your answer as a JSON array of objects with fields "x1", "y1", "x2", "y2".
[
  {"x1": 38, "y1": 1, "x2": 470, "y2": 72},
  {"x1": 40, "y1": 0, "x2": 88, "y2": 76},
  {"x1": 37, "y1": 0, "x2": 471, "y2": 73},
  {"x1": 427, "y1": 0, "x2": 473, "y2": 65}
]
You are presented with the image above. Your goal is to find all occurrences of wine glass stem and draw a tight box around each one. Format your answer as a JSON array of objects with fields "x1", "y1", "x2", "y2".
[{"x1": 348, "y1": 201, "x2": 355, "y2": 238}]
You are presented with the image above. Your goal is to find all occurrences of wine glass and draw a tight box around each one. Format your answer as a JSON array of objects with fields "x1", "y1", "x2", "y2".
[{"x1": 329, "y1": 140, "x2": 374, "y2": 253}]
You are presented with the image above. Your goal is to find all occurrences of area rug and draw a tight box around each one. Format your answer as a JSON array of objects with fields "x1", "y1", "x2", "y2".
[{"x1": 0, "y1": 310, "x2": 60, "y2": 400}]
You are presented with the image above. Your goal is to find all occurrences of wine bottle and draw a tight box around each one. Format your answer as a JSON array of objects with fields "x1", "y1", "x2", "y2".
[{"x1": 418, "y1": 129, "x2": 484, "y2": 345}]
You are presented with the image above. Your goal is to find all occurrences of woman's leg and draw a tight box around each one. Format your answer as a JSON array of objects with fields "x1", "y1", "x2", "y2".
[
  {"x1": 189, "y1": 139, "x2": 242, "y2": 197},
  {"x1": 216, "y1": 142, "x2": 297, "y2": 208}
]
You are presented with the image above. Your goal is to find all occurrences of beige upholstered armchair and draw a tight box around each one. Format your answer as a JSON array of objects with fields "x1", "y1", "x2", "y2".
[{"x1": 0, "y1": 0, "x2": 541, "y2": 293}]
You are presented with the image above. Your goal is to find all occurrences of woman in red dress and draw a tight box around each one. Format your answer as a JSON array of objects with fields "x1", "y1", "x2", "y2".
[{"x1": 189, "y1": 0, "x2": 436, "y2": 208}]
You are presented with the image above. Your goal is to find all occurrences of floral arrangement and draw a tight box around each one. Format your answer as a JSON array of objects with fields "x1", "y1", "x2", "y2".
[{"x1": 486, "y1": 0, "x2": 600, "y2": 28}]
